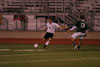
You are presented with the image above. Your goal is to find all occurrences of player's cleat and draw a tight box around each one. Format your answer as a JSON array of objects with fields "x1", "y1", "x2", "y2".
[
  {"x1": 74, "y1": 45, "x2": 80, "y2": 51},
  {"x1": 74, "y1": 45, "x2": 78, "y2": 50},
  {"x1": 77, "y1": 46, "x2": 80, "y2": 50},
  {"x1": 43, "y1": 45, "x2": 47, "y2": 48}
]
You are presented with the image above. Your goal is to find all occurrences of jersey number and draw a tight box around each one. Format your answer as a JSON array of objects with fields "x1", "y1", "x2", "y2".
[{"x1": 81, "y1": 23, "x2": 85, "y2": 28}]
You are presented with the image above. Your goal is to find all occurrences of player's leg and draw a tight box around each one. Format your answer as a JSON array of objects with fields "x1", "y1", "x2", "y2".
[
  {"x1": 76, "y1": 33, "x2": 85, "y2": 50},
  {"x1": 76, "y1": 39, "x2": 82, "y2": 50},
  {"x1": 43, "y1": 32, "x2": 49, "y2": 48},
  {"x1": 43, "y1": 32, "x2": 53, "y2": 48},
  {"x1": 43, "y1": 38, "x2": 51, "y2": 48},
  {"x1": 71, "y1": 32, "x2": 83, "y2": 50},
  {"x1": 45, "y1": 39, "x2": 50, "y2": 46},
  {"x1": 71, "y1": 38, "x2": 79, "y2": 50},
  {"x1": 71, "y1": 38, "x2": 76, "y2": 47},
  {"x1": 71, "y1": 32, "x2": 79, "y2": 47}
]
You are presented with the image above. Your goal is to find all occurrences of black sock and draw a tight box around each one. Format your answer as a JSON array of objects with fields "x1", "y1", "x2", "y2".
[
  {"x1": 78, "y1": 39, "x2": 82, "y2": 48},
  {"x1": 43, "y1": 45, "x2": 47, "y2": 48}
]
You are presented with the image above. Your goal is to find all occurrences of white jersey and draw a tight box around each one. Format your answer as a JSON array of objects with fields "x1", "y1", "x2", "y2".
[{"x1": 46, "y1": 22, "x2": 60, "y2": 33}]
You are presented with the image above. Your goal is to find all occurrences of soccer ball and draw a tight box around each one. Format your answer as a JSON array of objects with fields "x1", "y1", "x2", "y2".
[{"x1": 34, "y1": 43, "x2": 38, "y2": 48}]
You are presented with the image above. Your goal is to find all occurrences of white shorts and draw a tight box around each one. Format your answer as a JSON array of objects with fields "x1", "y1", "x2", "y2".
[{"x1": 71, "y1": 32, "x2": 86, "y2": 39}]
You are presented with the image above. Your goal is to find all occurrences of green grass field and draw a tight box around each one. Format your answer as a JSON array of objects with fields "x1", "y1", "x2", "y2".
[{"x1": 0, "y1": 44, "x2": 100, "y2": 67}]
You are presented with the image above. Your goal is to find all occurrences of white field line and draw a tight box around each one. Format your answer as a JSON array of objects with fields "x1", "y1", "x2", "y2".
[
  {"x1": 0, "y1": 47, "x2": 100, "y2": 52},
  {"x1": 14, "y1": 49, "x2": 45, "y2": 52},
  {"x1": 49, "y1": 48, "x2": 100, "y2": 50},
  {"x1": 0, "y1": 52, "x2": 100, "y2": 57},
  {"x1": 0, "y1": 46, "x2": 33, "y2": 48},
  {"x1": 1, "y1": 46, "x2": 100, "y2": 50},
  {"x1": 0, "y1": 49, "x2": 45, "y2": 52},
  {"x1": 0, "y1": 58, "x2": 99, "y2": 64},
  {"x1": 0, "y1": 49, "x2": 11, "y2": 51}
]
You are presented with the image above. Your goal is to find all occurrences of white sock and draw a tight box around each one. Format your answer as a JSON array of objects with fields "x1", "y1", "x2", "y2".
[{"x1": 45, "y1": 41, "x2": 50, "y2": 46}]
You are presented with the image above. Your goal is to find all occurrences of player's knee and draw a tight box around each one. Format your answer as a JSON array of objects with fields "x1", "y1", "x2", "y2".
[
  {"x1": 48, "y1": 38, "x2": 52, "y2": 41},
  {"x1": 71, "y1": 37, "x2": 75, "y2": 41},
  {"x1": 43, "y1": 38, "x2": 45, "y2": 40}
]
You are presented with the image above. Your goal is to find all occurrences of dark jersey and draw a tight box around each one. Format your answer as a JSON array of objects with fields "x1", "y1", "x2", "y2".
[{"x1": 75, "y1": 21, "x2": 88, "y2": 33}]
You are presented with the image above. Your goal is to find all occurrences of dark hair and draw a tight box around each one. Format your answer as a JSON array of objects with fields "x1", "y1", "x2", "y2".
[
  {"x1": 48, "y1": 17, "x2": 55, "y2": 20},
  {"x1": 80, "y1": 16, "x2": 85, "y2": 19},
  {"x1": 48, "y1": 18, "x2": 52, "y2": 20}
]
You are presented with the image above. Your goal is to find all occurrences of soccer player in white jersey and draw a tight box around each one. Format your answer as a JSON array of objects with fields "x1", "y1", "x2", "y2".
[
  {"x1": 43, "y1": 18, "x2": 65, "y2": 48},
  {"x1": 67, "y1": 16, "x2": 88, "y2": 50}
]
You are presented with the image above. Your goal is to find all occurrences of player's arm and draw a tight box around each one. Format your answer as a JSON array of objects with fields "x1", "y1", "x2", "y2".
[
  {"x1": 61, "y1": 24, "x2": 68, "y2": 29},
  {"x1": 84, "y1": 30, "x2": 88, "y2": 37},
  {"x1": 54, "y1": 23, "x2": 61, "y2": 29},
  {"x1": 67, "y1": 21, "x2": 78, "y2": 32},
  {"x1": 85, "y1": 30, "x2": 88, "y2": 34},
  {"x1": 67, "y1": 26, "x2": 76, "y2": 32},
  {"x1": 55, "y1": 23, "x2": 68, "y2": 29}
]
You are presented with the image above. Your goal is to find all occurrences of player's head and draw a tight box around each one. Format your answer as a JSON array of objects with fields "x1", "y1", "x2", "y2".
[
  {"x1": 80, "y1": 16, "x2": 85, "y2": 21},
  {"x1": 47, "y1": 17, "x2": 53, "y2": 24},
  {"x1": 80, "y1": 15, "x2": 85, "y2": 19}
]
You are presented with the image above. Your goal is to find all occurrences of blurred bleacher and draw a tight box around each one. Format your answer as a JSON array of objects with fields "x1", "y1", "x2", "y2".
[{"x1": 0, "y1": 0, "x2": 100, "y2": 31}]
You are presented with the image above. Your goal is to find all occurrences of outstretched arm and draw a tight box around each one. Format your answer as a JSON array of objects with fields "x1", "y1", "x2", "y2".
[
  {"x1": 60, "y1": 24, "x2": 68, "y2": 29},
  {"x1": 67, "y1": 26, "x2": 76, "y2": 32},
  {"x1": 84, "y1": 30, "x2": 88, "y2": 37}
]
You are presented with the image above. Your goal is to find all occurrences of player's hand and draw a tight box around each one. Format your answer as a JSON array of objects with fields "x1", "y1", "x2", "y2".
[
  {"x1": 84, "y1": 34, "x2": 87, "y2": 37},
  {"x1": 61, "y1": 26, "x2": 65, "y2": 29},
  {"x1": 67, "y1": 30, "x2": 71, "y2": 32},
  {"x1": 64, "y1": 25, "x2": 68, "y2": 29},
  {"x1": 61, "y1": 25, "x2": 68, "y2": 29}
]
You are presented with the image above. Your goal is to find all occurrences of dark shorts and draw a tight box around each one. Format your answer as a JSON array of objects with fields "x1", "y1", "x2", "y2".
[{"x1": 44, "y1": 32, "x2": 54, "y2": 39}]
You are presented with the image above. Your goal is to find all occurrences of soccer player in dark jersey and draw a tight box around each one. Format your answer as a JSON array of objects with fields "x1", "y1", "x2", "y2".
[{"x1": 68, "y1": 16, "x2": 88, "y2": 50}]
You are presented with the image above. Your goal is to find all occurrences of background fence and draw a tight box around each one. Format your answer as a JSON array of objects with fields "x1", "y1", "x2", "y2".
[{"x1": 0, "y1": 0, "x2": 100, "y2": 31}]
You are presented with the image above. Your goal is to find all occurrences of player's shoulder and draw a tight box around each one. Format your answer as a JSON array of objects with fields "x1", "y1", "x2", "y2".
[
  {"x1": 77, "y1": 20, "x2": 86, "y2": 24},
  {"x1": 46, "y1": 23, "x2": 48, "y2": 25},
  {"x1": 77, "y1": 20, "x2": 84, "y2": 23},
  {"x1": 52, "y1": 22, "x2": 58, "y2": 25},
  {"x1": 76, "y1": 21, "x2": 81, "y2": 25},
  {"x1": 47, "y1": 22, "x2": 50, "y2": 25},
  {"x1": 77, "y1": 20, "x2": 81, "y2": 22}
]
